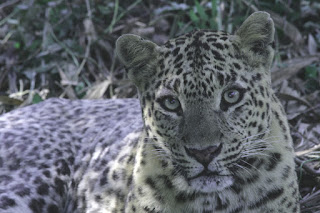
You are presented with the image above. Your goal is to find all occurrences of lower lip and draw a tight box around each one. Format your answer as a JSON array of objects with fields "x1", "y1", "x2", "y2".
[{"x1": 188, "y1": 171, "x2": 220, "y2": 180}]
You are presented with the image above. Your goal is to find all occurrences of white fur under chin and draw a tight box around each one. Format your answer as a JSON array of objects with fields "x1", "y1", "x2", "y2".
[{"x1": 189, "y1": 175, "x2": 234, "y2": 192}]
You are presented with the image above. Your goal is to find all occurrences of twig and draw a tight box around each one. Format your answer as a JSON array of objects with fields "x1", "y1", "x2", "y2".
[
  {"x1": 42, "y1": 7, "x2": 51, "y2": 50},
  {"x1": 267, "y1": 10, "x2": 304, "y2": 47},
  {"x1": 0, "y1": 67, "x2": 9, "y2": 87},
  {"x1": 291, "y1": 124, "x2": 319, "y2": 147},
  {"x1": 241, "y1": 0, "x2": 259, "y2": 12},
  {"x1": 75, "y1": 0, "x2": 93, "y2": 75},
  {"x1": 296, "y1": 144, "x2": 320, "y2": 157},
  {"x1": 0, "y1": 7, "x2": 19, "y2": 26},
  {"x1": 50, "y1": 30, "x2": 79, "y2": 67},
  {"x1": 103, "y1": 0, "x2": 143, "y2": 34},
  {"x1": 276, "y1": 93, "x2": 320, "y2": 119},
  {"x1": 105, "y1": 0, "x2": 119, "y2": 33},
  {"x1": 241, "y1": 0, "x2": 304, "y2": 47},
  {"x1": 295, "y1": 157, "x2": 320, "y2": 177},
  {"x1": 271, "y1": 55, "x2": 320, "y2": 86},
  {"x1": 0, "y1": 0, "x2": 20, "y2": 10}
]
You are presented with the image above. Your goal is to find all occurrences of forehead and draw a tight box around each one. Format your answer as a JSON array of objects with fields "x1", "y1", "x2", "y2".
[{"x1": 157, "y1": 30, "x2": 248, "y2": 94}]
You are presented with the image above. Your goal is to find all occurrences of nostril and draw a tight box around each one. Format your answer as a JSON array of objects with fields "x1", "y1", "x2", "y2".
[{"x1": 185, "y1": 144, "x2": 222, "y2": 166}]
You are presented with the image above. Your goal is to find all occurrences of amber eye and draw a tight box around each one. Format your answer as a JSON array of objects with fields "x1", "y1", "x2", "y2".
[
  {"x1": 159, "y1": 96, "x2": 181, "y2": 112},
  {"x1": 223, "y1": 89, "x2": 240, "y2": 104}
]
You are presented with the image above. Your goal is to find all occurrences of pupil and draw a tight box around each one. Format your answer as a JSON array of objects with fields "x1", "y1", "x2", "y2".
[{"x1": 228, "y1": 91, "x2": 235, "y2": 98}]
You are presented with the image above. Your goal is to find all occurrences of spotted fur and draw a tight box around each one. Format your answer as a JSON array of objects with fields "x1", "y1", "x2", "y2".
[{"x1": 0, "y1": 12, "x2": 299, "y2": 213}]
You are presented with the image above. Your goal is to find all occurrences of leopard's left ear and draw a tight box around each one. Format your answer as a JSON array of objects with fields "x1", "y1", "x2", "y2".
[
  {"x1": 116, "y1": 34, "x2": 159, "y2": 89},
  {"x1": 236, "y1": 11, "x2": 275, "y2": 69}
]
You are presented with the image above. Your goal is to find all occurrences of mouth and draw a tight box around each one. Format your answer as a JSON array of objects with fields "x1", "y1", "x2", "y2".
[
  {"x1": 188, "y1": 169, "x2": 222, "y2": 180},
  {"x1": 186, "y1": 169, "x2": 234, "y2": 192}
]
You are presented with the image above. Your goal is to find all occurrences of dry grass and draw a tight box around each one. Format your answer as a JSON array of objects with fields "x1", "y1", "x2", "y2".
[{"x1": 0, "y1": 1, "x2": 319, "y2": 211}]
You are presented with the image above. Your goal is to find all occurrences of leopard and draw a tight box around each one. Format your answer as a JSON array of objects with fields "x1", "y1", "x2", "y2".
[{"x1": 0, "y1": 11, "x2": 300, "y2": 213}]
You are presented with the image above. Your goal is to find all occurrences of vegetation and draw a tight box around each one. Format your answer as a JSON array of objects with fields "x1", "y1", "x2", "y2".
[{"x1": 0, "y1": 0, "x2": 319, "y2": 212}]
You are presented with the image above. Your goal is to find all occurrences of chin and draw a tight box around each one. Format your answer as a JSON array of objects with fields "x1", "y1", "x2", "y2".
[{"x1": 188, "y1": 175, "x2": 234, "y2": 193}]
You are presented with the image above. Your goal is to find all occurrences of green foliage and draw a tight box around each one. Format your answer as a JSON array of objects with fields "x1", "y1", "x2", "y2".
[
  {"x1": 0, "y1": 0, "x2": 319, "y2": 105},
  {"x1": 0, "y1": 0, "x2": 146, "y2": 103},
  {"x1": 75, "y1": 82, "x2": 86, "y2": 99},
  {"x1": 305, "y1": 65, "x2": 318, "y2": 79},
  {"x1": 304, "y1": 65, "x2": 320, "y2": 93},
  {"x1": 188, "y1": 0, "x2": 217, "y2": 29},
  {"x1": 32, "y1": 93, "x2": 43, "y2": 104},
  {"x1": 14, "y1": 42, "x2": 21, "y2": 49}
]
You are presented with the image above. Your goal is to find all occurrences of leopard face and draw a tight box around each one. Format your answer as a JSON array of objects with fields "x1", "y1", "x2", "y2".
[{"x1": 116, "y1": 12, "x2": 275, "y2": 193}]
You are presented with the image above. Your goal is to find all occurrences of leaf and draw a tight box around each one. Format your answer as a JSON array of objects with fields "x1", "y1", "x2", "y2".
[
  {"x1": 0, "y1": 96, "x2": 23, "y2": 106},
  {"x1": 14, "y1": 42, "x2": 21, "y2": 49},
  {"x1": 195, "y1": 0, "x2": 208, "y2": 22},
  {"x1": 84, "y1": 80, "x2": 111, "y2": 99},
  {"x1": 308, "y1": 34, "x2": 317, "y2": 55},
  {"x1": 268, "y1": 11, "x2": 304, "y2": 46},
  {"x1": 209, "y1": 0, "x2": 217, "y2": 30},
  {"x1": 189, "y1": 10, "x2": 199, "y2": 25},
  {"x1": 211, "y1": 0, "x2": 217, "y2": 17},
  {"x1": 32, "y1": 93, "x2": 43, "y2": 104},
  {"x1": 305, "y1": 65, "x2": 318, "y2": 79},
  {"x1": 75, "y1": 82, "x2": 86, "y2": 98},
  {"x1": 272, "y1": 55, "x2": 320, "y2": 86}
]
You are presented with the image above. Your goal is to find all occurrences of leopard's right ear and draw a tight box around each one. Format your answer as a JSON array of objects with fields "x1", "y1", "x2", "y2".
[{"x1": 116, "y1": 34, "x2": 159, "y2": 89}]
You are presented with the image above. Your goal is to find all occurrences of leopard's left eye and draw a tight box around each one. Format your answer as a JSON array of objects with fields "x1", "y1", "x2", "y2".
[
  {"x1": 220, "y1": 88, "x2": 245, "y2": 111},
  {"x1": 159, "y1": 96, "x2": 181, "y2": 112},
  {"x1": 223, "y1": 89, "x2": 240, "y2": 104}
]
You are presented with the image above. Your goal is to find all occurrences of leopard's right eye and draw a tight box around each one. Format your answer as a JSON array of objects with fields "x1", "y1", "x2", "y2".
[{"x1": 158, "y1": 96, "x2": 181, "y2": 112}]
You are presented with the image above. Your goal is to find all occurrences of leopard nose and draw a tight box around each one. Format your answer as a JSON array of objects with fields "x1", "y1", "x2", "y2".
[{"x1": 185, "y1": 144, "x2": 222, "y2": 166}]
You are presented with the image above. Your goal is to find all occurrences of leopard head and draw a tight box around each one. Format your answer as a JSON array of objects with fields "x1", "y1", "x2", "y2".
[{"x1": 116, "y1": 11, "x2": 275, "y2": 193}]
